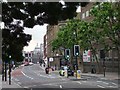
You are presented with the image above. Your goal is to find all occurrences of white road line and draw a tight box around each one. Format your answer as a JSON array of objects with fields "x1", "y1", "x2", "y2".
[
  {"x1": 82, "y1": 81, "x2": 86, "y2": 83},
  {"x1": 101, "y1": 78, "x2": 107, "y2": 80},
  {"x1": 24, "y1": 86, "x2": 29, "y2": 88},
  {"x1": 17, "y1": 82, "x2": 21, "y2": 85},
  {"x1": 77, "y1": 81, "x2": 81, "y2": 84},
  {"x1": 97, "y1": 81, "x2": 102, "y2": 82},
  {"x1": 97, "y1": 85, "x2": 105, "y2": 88},
  {"x1": 102, "y1": 81, "x2": 109, "y2": 85},
  {"x1": 21, "y1": 71, "x2": 34, "y2": 80},
  {"x1": 14, "y1": 78, "x2": 19, "y2": 82},
  {"x1": 33, "y1": 85, "x2": 37, "y2": 86},
  {"x1": 60, "y1": 85, "x2": 62, "y2": 88},
  {"x1": 12, "y1": 80, "x2": 22, "y2": 88},
  {"x1": 112, "y1": 82, "x2": 117, "y2": 86},
  {"x1": 108, "y1": 86, "x2": 115, "y2": 88}
]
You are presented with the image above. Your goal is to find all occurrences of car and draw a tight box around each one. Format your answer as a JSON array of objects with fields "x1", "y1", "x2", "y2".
[
  {"x1": 67, "y1": 69, "x2": 74, "y2": 76},
  {"x1": 29, "y1": 62, "x2": 34, "y2": 66},
  {"x1": 24, "y1": 62, "x2": 29, "y2": 66}
]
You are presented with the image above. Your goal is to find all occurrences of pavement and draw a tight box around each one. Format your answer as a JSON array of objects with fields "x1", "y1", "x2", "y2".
[{"x1": 0, "y1": 66, "x2": 22, "y2": 89}]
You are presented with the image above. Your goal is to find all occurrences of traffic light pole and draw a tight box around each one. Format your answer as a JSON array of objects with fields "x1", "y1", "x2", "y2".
[
  {"x1": 75, "y1": 55, "x2": 78, "y2": 79},
  {"x1": 9, "y1": 60, "x2": 11, "y2": 85}
]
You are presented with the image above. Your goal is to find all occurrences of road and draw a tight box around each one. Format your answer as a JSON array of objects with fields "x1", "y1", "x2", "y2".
[{"x1": 11, "y1": 64, "x2": 118, "y2": 89}]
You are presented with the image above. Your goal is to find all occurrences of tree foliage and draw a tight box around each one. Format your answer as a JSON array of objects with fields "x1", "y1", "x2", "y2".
[
  {"x1": 2, "y1": 2, "x2": 82, "y2": 28},
  {"x1": 2, "y1": 22, "x2": 31, "y2": 62}
]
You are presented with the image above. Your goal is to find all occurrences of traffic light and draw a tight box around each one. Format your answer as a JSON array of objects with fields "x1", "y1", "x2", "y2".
[
  {"x1": 74, "y1": 45, "x2": 80, "y2": 56},
  {"x1": 65, "y1": 49, "x2": 70, "y2": 60}
]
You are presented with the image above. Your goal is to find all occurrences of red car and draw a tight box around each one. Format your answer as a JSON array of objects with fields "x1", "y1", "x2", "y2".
[{"x1": 24, "y1": 62, "x2": 29, "y2": 66}]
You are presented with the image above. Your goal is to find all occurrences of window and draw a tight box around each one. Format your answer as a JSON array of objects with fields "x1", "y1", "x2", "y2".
[
  {"x1": 82, "y1": 13, "x2": 85, "y2": 19},
  {"x1": 86, "y1": 11, "x2": 89, "y2": 17}
]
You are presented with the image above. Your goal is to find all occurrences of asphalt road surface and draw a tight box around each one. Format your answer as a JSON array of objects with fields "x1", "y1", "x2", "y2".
[{"x1": 11, "y1": 64, "x2": 119, "y2": 89}]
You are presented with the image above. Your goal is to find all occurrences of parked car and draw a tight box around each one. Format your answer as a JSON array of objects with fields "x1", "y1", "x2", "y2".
[
  {"x1": 67, "y1": 69, "x2": 74, "y2": 76},
  {"x1": 24, "y1": 62, "x2": 29, "y2": 66},
  {"x1": 29, "y1": 62, "x2": 34, "y2": 66}
]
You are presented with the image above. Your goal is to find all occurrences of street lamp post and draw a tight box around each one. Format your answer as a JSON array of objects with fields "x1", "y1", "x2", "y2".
[{"x1": 9, "y1": 55, "x2": 11, "y2": 85}]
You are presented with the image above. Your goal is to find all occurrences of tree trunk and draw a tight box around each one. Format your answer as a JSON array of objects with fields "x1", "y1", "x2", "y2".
[{"x1": 92, "y1": 49, "x2": 102, "y2": 73}]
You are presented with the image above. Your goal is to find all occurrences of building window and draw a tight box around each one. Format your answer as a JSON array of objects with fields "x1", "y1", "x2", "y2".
[
  {"x1": 82, "y1": 13, "x2": 85, "y2": 19},
  {"x1": 86, "y1": 11, "x2": 89, "y2": 17}
]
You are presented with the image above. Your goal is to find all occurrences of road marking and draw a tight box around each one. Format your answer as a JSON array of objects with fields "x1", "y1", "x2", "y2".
[
  {"x1": 97, "y1": 81, "x2": 109, "y2": 85},
  {"x1": 60, "y1": 85, "x2": 62, "y2": 88},
  {"x1": 102, "y1": 81, "x2": 109, "y2": 85},
  {"x1": 108, "y1": 86, "x2": 115, "y2": 88},
  {"x1": 33, "y1": 85, "x2": 37, "y2": 86},
  {"x1": 101, "y1": 78, "x2": 107, "y2": 80},
  {"x1": 112, "y1": 82, "x2": 117, "y2": 86},
  {"x1": 77, "y1": 81, "x2": 81, "y2": 84},
  {"x1": 17, "y1": 82, "x2": 21, "y2": 85},
  {"x1": 62, "y1": 78, "x2": 66, "y2": 80},
  {"x1": 12, "y1": 80, "x2": 22, "y2": 88},
  {"x1": 97, "y1": 85, "x2": 105, "y2": 88},
  {"x1": 82, "y1": 81, "x2": 86, "y2": 83},
  {"x1": 14, "y1": 78, "x2": 19, "y2": 82},
  {"x1": 97, "y1": 81, "x2": 102, "y2": 82},
  {"x1": 21, "y1": 71, "x2": 34, "y2": 80},
  {"x1": 24, "y1": 86, "x2": 29, "y2": 88}
]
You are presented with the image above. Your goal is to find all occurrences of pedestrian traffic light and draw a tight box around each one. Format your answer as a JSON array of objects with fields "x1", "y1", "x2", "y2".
[
  {"x1": 74, "y1": 45, "x2": 80, "y2": 56},
  {"x1": 65, "y1": 49, "x2": 70, "y2": 60}
]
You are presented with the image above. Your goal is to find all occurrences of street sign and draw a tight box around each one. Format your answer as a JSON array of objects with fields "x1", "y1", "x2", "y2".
[
  {"x1": 83, "y1": 50, "x2": 91, "y2": 62},
  {"x1": 49, "y1": 58, "x2": 53, "y2": 62}
]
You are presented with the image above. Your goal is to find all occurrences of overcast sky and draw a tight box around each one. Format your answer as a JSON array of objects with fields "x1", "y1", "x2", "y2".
[{"x1": 23, "y1": 24, "x2": 48, "y2": 52}]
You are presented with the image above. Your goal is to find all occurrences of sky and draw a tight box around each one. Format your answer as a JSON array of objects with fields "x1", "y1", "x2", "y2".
[{"x1": 23, "y1": 24, "x2": 48, "y2": 52}]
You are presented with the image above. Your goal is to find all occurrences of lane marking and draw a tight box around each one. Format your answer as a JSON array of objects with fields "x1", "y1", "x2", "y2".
[
  {"x1": 21, "y1": 71, "x2": 34, "y2": 80},
  {"x1": 97, "y1": 85, "x2": 105, "y2": 88},
  {"x1": 77, "y1": 81, "x2": 81, "y2": 84},
  {"x1": 12, "y1": 80, "x2": 22, "y2": 88},
  {"x1": 24, "y1": 86, "x2": 29, "y2": 88},
  {"x1": 82, "y1": 81, "x2": 86, "y2": 83},
  {"x1": 17, "y1": 82, "x2": 21, "y2": 85},
  {"x1": 60, "y1": 85, "x2": 62, "y2": 88},
  {"x1": 14, "y1": 78, "x2": 19, "y2": 82},
  {"x1": 108, "y1": 86, "x2": 115, "y2": 88},
  {"x1": 33, "y1": 85, "x2": 37, "y2": 87},
  {"x1": 97, "y1": 81, "x2": 102, "y2": 82},
  {"x1": 102, "y1": 81, "x2": 109, "y2": 85},
  {"x1": 112, "y1": 82, "x2": 117, "y2": 86}
]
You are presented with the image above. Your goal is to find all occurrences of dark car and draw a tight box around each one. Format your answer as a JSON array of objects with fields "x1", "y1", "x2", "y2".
[{"x1": 67, "y1": 69, "x2": 74, "y2": 76}]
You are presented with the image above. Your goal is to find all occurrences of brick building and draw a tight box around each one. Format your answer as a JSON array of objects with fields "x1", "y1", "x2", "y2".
[{"x1": 79, "y1": 2, "x2": 119, "y2": 73}]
